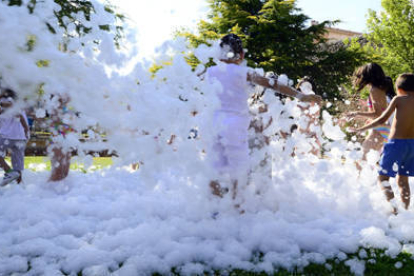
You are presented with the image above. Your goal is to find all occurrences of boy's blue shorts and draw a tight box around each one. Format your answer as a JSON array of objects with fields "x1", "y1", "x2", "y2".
[{"x1": 379, "y1": 139, "x2": 414, "y2": 177}]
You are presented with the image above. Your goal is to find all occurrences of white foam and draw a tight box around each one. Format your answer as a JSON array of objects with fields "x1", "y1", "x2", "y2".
[{"x1": 1, "y1": 2, "x2": 413, "y2": 275}]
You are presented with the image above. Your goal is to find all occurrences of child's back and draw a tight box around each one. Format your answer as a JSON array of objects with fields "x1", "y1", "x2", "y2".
[
  {"x1": 390, "y1": 93, "x2": 414, "y2": 139},
  {"x1": 207, "y1": 63, "x2": 250, "y2": 115}
]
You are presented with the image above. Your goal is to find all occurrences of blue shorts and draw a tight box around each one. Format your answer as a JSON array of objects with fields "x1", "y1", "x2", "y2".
[{"x1": 379, "y1": 139, "x2": 414, "y2": 177}]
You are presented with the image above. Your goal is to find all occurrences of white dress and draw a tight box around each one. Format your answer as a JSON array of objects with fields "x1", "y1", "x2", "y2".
[{"x1": 207, "y1": 63, "x2": 251, "y2": 179}]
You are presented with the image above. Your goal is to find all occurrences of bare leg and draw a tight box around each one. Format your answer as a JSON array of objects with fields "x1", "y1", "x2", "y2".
[
  {"x1": 362, "y1": 130, "x2": 385, "y2": 159},
  {"x1": 356, "y1": 130, "x2": 386, "y2": 171},
  {"x1": 232, "y1": 180, "x2": 238, "y2": 200},
  {"x1": 310, "y1": 135, "x2": 322, "y2": 157},
  {"x1": 378, "y1": 175, "x2": 397, "y2": 214},
  {"x1": 396, "y1": 175, "x2": 410, "y2": 210},
  {"x1": 232, "y1": 180, "x2": 245, "y2": 214},
  {"x1": 210, "y1": 180, "x2": 222, "y2": 197},
  {"x1": 210, "y1": 179, "x2": 238, "y2": 199},
  {"x1": 0, "y1": 157, "x2": 11, "y2": 172},
  {"x1": 16, "y1": 171, "x2": 22, "y2": 183},
  {"x1": 49, "y1": 147, "x2": 71, "y2": 182},
  {"x1": 210, "y1": 180, "x2": 229, "y2": 197},
  {"x1": 209, "y1": 180, "x2": 238, "y2": 199}
]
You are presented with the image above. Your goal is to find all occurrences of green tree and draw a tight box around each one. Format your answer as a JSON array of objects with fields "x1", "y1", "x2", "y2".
[
  {"x1": 181, "y1": 0, "x2": 367, "y2": 99},
  {"x1": 363, "y1": 0, "x2": 414, "y2": 79},
  {"x1": 1, "y1": 0, "x2": 124, "y2": 47}
]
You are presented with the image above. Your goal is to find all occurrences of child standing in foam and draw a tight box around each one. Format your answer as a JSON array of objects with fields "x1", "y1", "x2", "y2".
[
  {"x1": 0, "y1": 88, "x2": 30, "y2": 186},
  {"x1": 351, "y1": 73, "x2": 414, "y2": 214},
  {"x1": 346, "y1": 63, "x2": 396, "y2": 162},
  {"x1": 207, "y1": 34, "x2": 321, "y2": 204},
  {"x1": 47, "y1": 94, "x2": 75, "y2": 182}
]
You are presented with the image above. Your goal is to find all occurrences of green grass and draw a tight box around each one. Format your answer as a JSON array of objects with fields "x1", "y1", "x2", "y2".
[
  {"x1": 5, "y1": 156, "x2": 114, "y2": 172},
  {"x1": 227, "y1": 249, "x2": 414, "y2": 276},
  {"x1": 150, "y1": 249, "x2": 414, "y2": 275},
  {"x1": 53, "y1": 249, "x2": 414, "y2": 276},
  {"x1": 52, "y1": 249, "x2": 414, "y2": 276}
]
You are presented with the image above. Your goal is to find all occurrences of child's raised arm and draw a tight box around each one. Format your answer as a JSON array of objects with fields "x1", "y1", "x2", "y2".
[
  {"x1": 247, "y1": 72, "x2": 321, "y2": 103},
  {"x1": 351, "y1": 96, "x2": 398, "y2": 133}
]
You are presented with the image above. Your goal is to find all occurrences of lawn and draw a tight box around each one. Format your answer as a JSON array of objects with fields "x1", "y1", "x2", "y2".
[
  {"x1": 7, "y1": 156, "x2": 114, "y2": 172},
  {"x1": 149, "y1": 249, "x2": 414, "y2": 275},
  {"x1": 42, "y1": 249, "x2": 414, "y2": 275}
]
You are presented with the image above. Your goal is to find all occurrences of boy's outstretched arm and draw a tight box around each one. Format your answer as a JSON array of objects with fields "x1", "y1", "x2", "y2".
[
  {"x1": 247, "y1": 73, "x2": 322, "y2": 103},
  {"x1": 351, "y1": 97, "x2": 397, "y2": 133}
]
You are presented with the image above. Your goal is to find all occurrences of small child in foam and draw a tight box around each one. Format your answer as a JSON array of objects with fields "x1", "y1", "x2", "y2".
[
  {"x1": 206, "y1": 33, "x2": 322, "y2": 207},
  {"x1": 0, "y1": 88, "x2": 30, "y2": 186}
]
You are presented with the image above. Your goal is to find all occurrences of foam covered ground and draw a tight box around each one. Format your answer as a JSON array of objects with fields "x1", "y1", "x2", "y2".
[
  {"x1": 1, "y1": 1, "x2": 414, "y2": 275},
  {"x1": 1, "y1": 163, "x2": 414, "y2": 275}
]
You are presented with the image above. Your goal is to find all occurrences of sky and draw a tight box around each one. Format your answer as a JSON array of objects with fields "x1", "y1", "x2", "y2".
[
  {"x1": 296, "y1": 0, "x2": 383, "y2": 32},
  {"x1": 113, "y1": 0, "x2": 383, "y2": 58}
]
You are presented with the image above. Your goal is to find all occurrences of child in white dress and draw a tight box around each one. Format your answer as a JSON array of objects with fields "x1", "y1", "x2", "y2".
[{"x1": 207, "y1": 34, "x2": 321, "y2": 203}]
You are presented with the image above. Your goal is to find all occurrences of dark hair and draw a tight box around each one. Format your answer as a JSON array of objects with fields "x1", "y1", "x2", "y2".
[
  {"x1": 1, "y1": 88, "x2": 17, "y2": 100},
  {"x1": 220, "y1": 34, "x2": 243, "y2": 57},
  {"x1": 395, "y1": 73, "x2": 414, "y2": 92},
  {"x1": 353, "y1": 63, "x2": 396, "y2": 99},
  {"x1": 383, "y1": 76, "x2": 396, "y2": 99}
]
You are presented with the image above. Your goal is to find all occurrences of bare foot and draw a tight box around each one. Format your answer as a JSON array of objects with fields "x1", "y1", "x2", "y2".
[{"x1": 210, "y1": 181, "x2": 228, "y2": 197}]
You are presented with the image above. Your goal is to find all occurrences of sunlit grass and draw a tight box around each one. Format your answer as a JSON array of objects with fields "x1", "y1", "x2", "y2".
[{"x1": 4, "y1": 156, "x2": 114, "y2": 172}]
